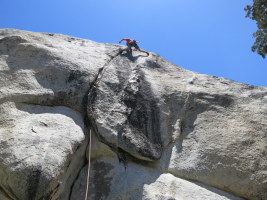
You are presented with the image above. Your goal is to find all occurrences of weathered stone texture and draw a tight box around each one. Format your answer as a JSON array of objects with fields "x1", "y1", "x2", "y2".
[{"x1": 0, "y1": 29, "x2": 266, "y2": 200}]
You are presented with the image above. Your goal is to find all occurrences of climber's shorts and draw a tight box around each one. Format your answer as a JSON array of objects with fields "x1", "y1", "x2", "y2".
[{"x1": 127, "y1": 41, "x2": 140, "y2": 49}]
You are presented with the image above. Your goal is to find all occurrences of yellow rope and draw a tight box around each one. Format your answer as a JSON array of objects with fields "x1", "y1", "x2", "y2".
[{"x1": 84, "y1": 128, "x2": 92, "y2": 200}]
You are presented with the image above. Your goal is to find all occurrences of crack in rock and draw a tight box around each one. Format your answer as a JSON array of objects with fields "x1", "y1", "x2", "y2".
[{"x1": 87, "y1": 53, "x2": 163, "y2": 162}]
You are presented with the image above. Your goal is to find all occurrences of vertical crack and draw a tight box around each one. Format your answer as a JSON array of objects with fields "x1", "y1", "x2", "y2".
[
  {"x1": 87, "y1": 51, "x2": 121, "y2": 132},
  {"x1": 89, "y1": 51, "x2": 121, "y2": 91},
  {"x1": 68, "y1": 50, "x2": 121, "y2": 199},
  {"x1": 179, "y1": 94, "x2": 192, "y2": 138}
]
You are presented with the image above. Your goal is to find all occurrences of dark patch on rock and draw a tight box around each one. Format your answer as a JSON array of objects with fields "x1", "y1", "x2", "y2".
[
  {"x1": 27, "y1": 166, "x2": 41, "y2": 200},
  {"x1": 67, "y1": 70, "x2": 85, "y2": 83},
  {"x1": 119, "y1": 69, "x2": 162, "y2": 160},
  {"x1": 55, "y1": 91, "x2": 69, "y2": 105},
  {"x1": 0, "y1": 35, "x2": 27, "y2": 44},
  {"x1": 144, "y1": 60, "x2": 162, "y2": 69},
  {"x1": 82, "y1": 88, "x2": 90, "y2": 111},
  {"x1": 248, "y1": 91, "x2": 267, "y2": 99},
  {"x1": 195, "y1": 93, "x2": 234, "y2": 109},
  {"x1": 119, "y1": 52, "x2": 148, "y2": 62},
  {"x1": 41, "y1": 190, "x2": 54, "y2": 200},
  {"x1": 0, "y1": 35, "x2": 28, "y2": 54},
  {"x1": 92, "y1": 161, "x2": 113, "y2": 200},
  {"x1": 243, "y1": 84, "x2": 256, "y2": 90},
  {"x1": 87, "y1": 56, "x2": 163, "y2": 162}
]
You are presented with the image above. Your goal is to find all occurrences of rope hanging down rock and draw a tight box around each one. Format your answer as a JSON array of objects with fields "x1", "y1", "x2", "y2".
[
  {"x1": 84, "y1": 128, "x2": 92, "y2": 200},
  {"x1": 84, "y1": 50, "x2": 121, "y2": 200}
]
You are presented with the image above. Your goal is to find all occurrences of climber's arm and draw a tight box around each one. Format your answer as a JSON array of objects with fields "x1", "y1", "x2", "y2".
[{"x1": 119, "y1": 38, "x2": 125, "y2": 43}]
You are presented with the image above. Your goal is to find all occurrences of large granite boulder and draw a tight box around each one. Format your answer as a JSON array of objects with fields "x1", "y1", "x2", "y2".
[
  {"x1": 0, "y1": 29, "x2": 115, "y2": 200},
  {"x1": 0, "y1": 29, "x2": 266, "y2": 200},
  {"x1": 86, "y1": 44, "x2": 267, "y2": 199}
]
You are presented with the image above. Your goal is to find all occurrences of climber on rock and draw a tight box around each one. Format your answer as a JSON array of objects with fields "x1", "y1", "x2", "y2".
[{"x1": 119, "y1": 38, "x2": 149, "y2": 56}]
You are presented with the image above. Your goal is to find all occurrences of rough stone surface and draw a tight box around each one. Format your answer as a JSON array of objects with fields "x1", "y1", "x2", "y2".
[
  {"x1": 72, "y1": 158, "x2": 244, "y2": 200},
  {"x1": 0, "y1": 29, "x2": 113, "y2": 199},
  {"x1": 72, "y1": 136, "x2": 244, "y2": 200},
  {"x1": 87, "y1": 55, "x2": 163, "y2": 162},
  {"x1": 0, "y1": 102, "x2": 87, "y2": 200},
  {"x1": 0, "y1": 29, "x2": 266, "y2": 200},
  {"x1": 87, "y1": 48, "x2": 267, "y2": 199}
]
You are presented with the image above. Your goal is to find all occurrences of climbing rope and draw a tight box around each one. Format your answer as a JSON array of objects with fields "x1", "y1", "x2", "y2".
[
  {"x1": 84, "y1": 128, "x2": 92, "y2": 200},
  {"x1": 84, "y1": 51, "x2": 120, "y2": 200}
]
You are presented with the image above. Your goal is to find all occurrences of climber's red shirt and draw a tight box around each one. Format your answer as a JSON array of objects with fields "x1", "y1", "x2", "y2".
[{"x1": 123, "y1": 38, "x2": 134, "y2": 43}]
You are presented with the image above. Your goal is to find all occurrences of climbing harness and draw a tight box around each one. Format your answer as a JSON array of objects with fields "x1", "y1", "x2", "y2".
[{"x1": 84, "y1": 128, "x2": 92, "y2": 200}]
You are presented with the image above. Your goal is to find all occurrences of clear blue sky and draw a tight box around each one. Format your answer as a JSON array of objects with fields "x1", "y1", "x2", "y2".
[{"x1": 1, "y1": 0, "x2": 266, "y2": 86}]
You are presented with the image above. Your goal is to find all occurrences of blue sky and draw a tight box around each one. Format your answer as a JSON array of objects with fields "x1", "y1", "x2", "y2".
[{"x1": 1, "y1": 0, "x2": 266, "y2": 86}]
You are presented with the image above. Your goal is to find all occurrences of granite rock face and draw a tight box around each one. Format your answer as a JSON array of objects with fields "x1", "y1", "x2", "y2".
[
  {"x1": 0, "y1": 29, "x2": 266, "y2": 200},
  {"x1": 71, "y1": 132, "x2": 244, "y2": 200},
  {"x1": 87, "y1": 54, "x2": 163, "y2": 162},
  {"x1": 0, "y1": 29, "x2": 115, "y2": 200}
]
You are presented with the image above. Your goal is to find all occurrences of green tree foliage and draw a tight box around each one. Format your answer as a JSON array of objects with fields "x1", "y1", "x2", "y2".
[{"x1": 245, "y1": 0, "x2": 267, "y2": 58}]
